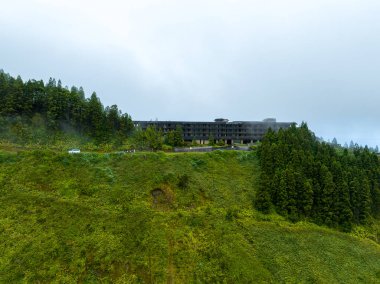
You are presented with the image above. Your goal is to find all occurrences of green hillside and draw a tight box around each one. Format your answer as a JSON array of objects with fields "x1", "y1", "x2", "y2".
[{"x1": 0, "y1": 150, "x2": 379, "y2": 283}]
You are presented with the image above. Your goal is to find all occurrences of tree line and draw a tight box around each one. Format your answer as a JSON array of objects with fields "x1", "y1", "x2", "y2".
[
  {"x1": 131, "y1": 125, "x2": 184, "y2": 150},
  {"x1": 0, "y1": 70, "x2": 133, "y2": 144},
  {"x1": 256, "y1": 123, "x2": 380, "y2": 231}
]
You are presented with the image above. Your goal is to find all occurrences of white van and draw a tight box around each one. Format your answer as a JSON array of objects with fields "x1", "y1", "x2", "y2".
[{"x1": 68, "y1": 149, "x2": 81, "y2": 154}]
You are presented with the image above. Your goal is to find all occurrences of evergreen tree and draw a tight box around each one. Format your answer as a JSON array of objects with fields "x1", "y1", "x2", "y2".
[
  {"x1": 300, "y1": 179, "x2": 313, "y2": 217},
  {"x1": 275, "y1": 171, "x2": 288, "y2": 216},
  {"x1": 173, "y1": 125, "x2": 184, "y2": 147},
  {"x1": 165, "y1": 130, "x2": 175, "y2": 147},
  {"x1": 358, "y1": 177, "x2": 372, "y2": 224},
  {"x1": 145, "y1": 125, "x2": 163, "y2": 151},
  {"x1": 256, "y1": 119, "x2": 380, "y2": 230},
  {"x1": 255, "y1": 173, "x2": 272, "y2": 214},
  {"x1": 320, "y1": 165, "x2": 335, "y2": 225},
  {"x1": 86, "y1": 92, "x2": 106, "y2": 141},
  {"x1": 0, "y1": 71, "x2": 134, "y2": 145},
  {"x1": 208, "y1": 134, "x2": 215, "y2": 146},
  {"x1": 165, "y1": 126, "x2": 184, "y2": 147},
  {"x1": 284, "y1": 167, "x2": 298, "y2": 221}
]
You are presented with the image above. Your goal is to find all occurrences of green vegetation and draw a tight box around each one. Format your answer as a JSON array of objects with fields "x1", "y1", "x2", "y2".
[
  {"x1": 257, "y1": 123, "x2": 380, "y2": 231},
  {"x1": 164, "y1": 125, "x2": 185, "y2": 147},
  {"x1": 1, "y1": 70, "x2": 380, "y2": 282},
  {"x1": 0, "y1": 70, "x2": 201, "y2": 151},
  {"x1": 0, "y1": 150, "x2": 379, "y2": 283},
  {"x1": 0, "y1": 70, "x2": 133, "y2": 146}
]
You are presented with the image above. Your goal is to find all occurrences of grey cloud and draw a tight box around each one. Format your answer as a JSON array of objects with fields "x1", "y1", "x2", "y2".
[{"x1": 0, "y1": 0, "x2": 379, "y2": 147}]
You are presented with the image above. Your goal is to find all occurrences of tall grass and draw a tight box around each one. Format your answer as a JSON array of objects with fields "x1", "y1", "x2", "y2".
[{"x1": 0, "y1": 150, "x2": 379, "y2": 283}]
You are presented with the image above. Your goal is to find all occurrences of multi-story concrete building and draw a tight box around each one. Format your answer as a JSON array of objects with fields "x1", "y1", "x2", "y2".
[{"x1": 133, "y1": 118, "x2": 294, "y2": 144}]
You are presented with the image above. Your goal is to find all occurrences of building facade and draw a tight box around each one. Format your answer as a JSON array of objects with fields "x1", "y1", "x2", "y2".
[{"x1": 133, "y1": 118, "x2": 294, "y2": 144}]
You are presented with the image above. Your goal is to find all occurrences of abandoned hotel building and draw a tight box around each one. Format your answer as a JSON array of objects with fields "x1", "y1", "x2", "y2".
[{"x1": 134, "y1": 118, "x2": 294, "y2": 145}]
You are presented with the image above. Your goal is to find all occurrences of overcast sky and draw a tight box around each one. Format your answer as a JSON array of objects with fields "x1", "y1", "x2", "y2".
[{"x1": 1, "y1": 0, "x2": 379, "y2": 147}]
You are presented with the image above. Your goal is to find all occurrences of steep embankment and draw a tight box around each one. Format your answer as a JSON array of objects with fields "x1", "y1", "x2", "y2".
[{"x1": 0, "y1": 150, "x2": 379, "y2": 283}]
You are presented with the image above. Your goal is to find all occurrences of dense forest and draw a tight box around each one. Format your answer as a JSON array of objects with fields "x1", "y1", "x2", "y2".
[
  {"x1": 256, "y1": 123, "x2": 380, "y2": 231},
  {"x1": 0, "y1": 71, "x2": 380, "y2": 281},
  {"x1": 0, "y1": 70, "x2": 134, "y2": 145},
  {"x1": 0, "y1": 70, "x2": 190, "y2": 150}
]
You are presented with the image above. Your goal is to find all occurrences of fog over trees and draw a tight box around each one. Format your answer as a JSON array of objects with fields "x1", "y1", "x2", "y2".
[
  {"x1": 0, "y1": 70, "x2": 133, "y2": 145},
  {"x1": 256, "y1": 123, "x2": 380, "y2": 231}
]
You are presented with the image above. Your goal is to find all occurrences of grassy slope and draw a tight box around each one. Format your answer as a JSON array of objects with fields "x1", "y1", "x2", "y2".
[{"x1": 0, "y1": 150, "x2": 379, "y2": 283}]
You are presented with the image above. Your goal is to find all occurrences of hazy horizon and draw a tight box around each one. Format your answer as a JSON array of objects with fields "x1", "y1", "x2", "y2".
[{"x1": 1, "y1": 0, "x2": 379, "y2": 147}]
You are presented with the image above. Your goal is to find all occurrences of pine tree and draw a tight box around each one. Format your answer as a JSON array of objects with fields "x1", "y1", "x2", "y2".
[
  {"x1": 145, "y1": 125, "x2": 163, "y2": 151},
  {"x1": 165, "y1": 126, "x2": 184, "y2": 147},
  {"x1": 284, "y1": 166, "x2": 298, "y2": 220},
  {"x1": 320, "y1": 165, "x2": 335, "y2": 226},
  {"x1": 86, "y1": 92, "x2": 106, "y2": 141},
  {"x1": 0, "y1": 71, "x2": 134, "y2": 145},
  {"x1": 173, "y1": 125, "x2": 184, "y2": 147},
  {"x1": 358, "y1": 177, "x2": 371, "y2": 224},
  {"x1": 300, "y1": 179, "x2": 314, "y2": 217},
  {"x1": 335, "y1": 176, "x2": 352, "y2": 230},
  {"x1": 276, "y1": 171, "x2": 288, "y2": 216},
  {"x1": 256, "y1": 173, "x2": 273, "y2": 214},
  {"x1": 256, "y1": 116, "x2": 380, "y2": 230}
]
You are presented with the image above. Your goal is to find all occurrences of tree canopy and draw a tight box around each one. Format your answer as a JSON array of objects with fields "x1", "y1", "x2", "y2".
[
  {"x1": 256, "y1": 123, "x2": 380, "y2": 231},
  {"x1": 0, "y1": 70, "x2": 133, "y2": 144}
]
